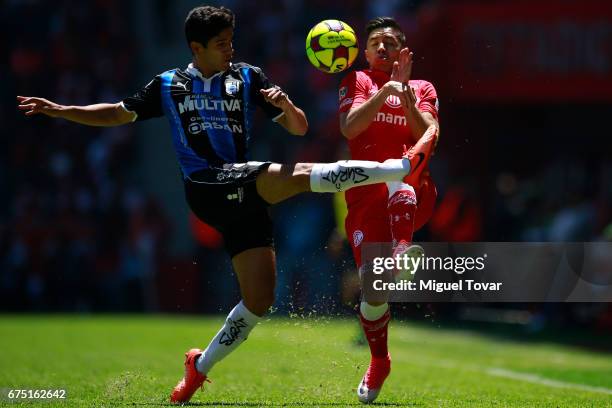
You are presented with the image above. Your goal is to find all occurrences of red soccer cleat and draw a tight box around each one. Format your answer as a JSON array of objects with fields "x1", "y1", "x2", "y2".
[
  {"x1": 402, "y1": 125, "x2": 438, "y2": 187},
  {"x1": 170, "y1": 348, "x2": 209, "y2": 404},
  {"x1": 357, "y1": 353, "x2": 392, "y2": 403}
]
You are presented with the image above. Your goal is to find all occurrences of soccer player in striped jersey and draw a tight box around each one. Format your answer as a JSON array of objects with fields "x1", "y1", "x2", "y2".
[{"x1": 17, "y1": 6, "x2": 435, "y2": 404}]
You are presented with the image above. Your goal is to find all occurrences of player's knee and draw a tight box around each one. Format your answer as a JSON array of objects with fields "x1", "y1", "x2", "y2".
[{"x1": 293, "y1": 162, "x2": 313, "y2": 178}]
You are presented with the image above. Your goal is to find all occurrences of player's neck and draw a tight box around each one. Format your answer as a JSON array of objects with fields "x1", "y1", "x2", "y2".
[
  {"x1": 370, "y1": 67, "x2": 392, "y2": 76},
  {"x1": 193, "y1": 60, "x2": 221, "y2": 79}
]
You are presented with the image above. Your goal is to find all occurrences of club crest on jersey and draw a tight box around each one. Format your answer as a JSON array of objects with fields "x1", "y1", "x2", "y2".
[
  {"x1": 339, "y1": 86, "x2": 348, "y2": 101},
  {"x1": 225, "y1": 79, "x2": 240, "y2": 95},
  {"x1": 385, "y1": 95, "x2": 402, "y2": 108}
]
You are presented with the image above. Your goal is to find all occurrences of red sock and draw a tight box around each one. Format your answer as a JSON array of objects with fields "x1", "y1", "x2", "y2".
[
  {"x1": 359, "y1": 309, "x2": 391, "y2": 358},
  {"x1": 388, "y1": 189, "x2": 417, "y2": 246}
]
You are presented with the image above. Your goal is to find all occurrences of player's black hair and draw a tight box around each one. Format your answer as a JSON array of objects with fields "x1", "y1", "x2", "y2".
[
  {"x1": 365, "y1": 16, "x2": 406, "y2": 45},
  {"x1": 185, "y1": 5, "x2": 235, "y2": 49}
]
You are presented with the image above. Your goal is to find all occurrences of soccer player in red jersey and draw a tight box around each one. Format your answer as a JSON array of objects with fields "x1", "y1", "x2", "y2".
[{"x1": 338, "y1": 17, "x2": 440, "y2": 403}]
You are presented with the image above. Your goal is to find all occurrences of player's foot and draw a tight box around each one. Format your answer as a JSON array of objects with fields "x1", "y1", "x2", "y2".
[
  {"x1": 402, "y1": 125, "x2": 438, "y2": 186},
  {"x1": 357, "y1": 353, "x2": 391, "y2": 404},
  {"x1": 392, "y1": 240, "x2": 424, "y2": 282},
  {"x1": 170, "y1": 348, "x2": 209, "y2": 404}
]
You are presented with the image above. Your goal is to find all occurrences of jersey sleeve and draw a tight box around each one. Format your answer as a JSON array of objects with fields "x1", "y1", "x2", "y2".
[
  {"x1": 251, "y1": 67, "x2": 284, "y2": 121},
  {"x1": 121, "y1": 76, "x2": 164, "y2": 121},
  {"x1": 338, "y1": 71, "x2": 368, "y2": 114},
  {"x1": 416, "y1": 81, "x2": 439, "y2": 120}
]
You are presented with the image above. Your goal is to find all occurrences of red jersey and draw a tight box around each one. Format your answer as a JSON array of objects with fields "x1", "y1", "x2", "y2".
[{"x1": 338, "y1": 69, "x2": 439, "y2": 207}]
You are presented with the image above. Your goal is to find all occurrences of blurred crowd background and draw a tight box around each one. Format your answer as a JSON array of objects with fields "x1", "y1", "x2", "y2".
[{"x1": 1, "y1": 0, "x2": 611, "y2": 333}]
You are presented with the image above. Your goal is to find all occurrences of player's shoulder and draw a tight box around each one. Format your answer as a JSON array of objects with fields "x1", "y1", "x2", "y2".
[
  {"x1": 409, "y1": 79, "x2": 437, "y2": 91},
  {"x1": 230, "y1": 62, "x2": 273, "y2": 84},
  {"x1": 158, "y1": 67, "x2": 182, "y2": 76},
  {"x1": 350, "y1": 69, "x2": 371, "y2": 80},
  {"x1": 135, "y1": 69, "x2": 181, "y2": 90},
  {"x1": 340, "y1": 69, "x2": 370, "y2": 86},
  {"x1": 230, "y1": 62, "x2": 263, "y2": 74},
  {"x1": 152, "y1": 68, "x2": 186, "y2": 83}
]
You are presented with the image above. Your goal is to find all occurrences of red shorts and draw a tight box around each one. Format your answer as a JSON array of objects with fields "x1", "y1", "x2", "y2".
[{"x1": 345, "y1": 175, "x2": 437, "y2": 267}]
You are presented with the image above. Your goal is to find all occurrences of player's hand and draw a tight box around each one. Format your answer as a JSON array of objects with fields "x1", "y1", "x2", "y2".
[
  {"x1": 403, "y1": 83, "x2": 417, "y2": 107},
  {"x1": 17, "y1": 96, "x2": 64, "y2": 117},
  {"x1": 390, "y1": 48, "x2": 413, "y2": 84},
  {"x1": 260, "y1": 87, "x2": 290, "y2": 110},
  {"x1": 383, "y1": 81, "x2": 410, "y2": 107}
]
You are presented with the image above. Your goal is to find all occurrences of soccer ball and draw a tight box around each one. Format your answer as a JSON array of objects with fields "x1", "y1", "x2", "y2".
[{"x1": 306, "y1": 19, "x2": 358, "y2": 73}]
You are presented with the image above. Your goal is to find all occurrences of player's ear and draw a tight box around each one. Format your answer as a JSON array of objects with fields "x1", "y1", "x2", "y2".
[{"x1": 189, "y1": 41, "x2": 204, "y2": 55}]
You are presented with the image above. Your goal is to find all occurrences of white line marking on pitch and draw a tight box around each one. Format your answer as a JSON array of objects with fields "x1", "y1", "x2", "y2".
[
  {"x1": 401, "y1": 355, "x2": 612, "y2": 396},
  {"x1": 487, "y1": 367, "x2": 612, "y2": 395}
]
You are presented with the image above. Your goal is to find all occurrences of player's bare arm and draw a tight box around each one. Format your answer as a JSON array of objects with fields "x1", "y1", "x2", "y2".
[
  {"x1": 16, "y1": 96, "x2": 135, "y2": 127},
  {"x1": 392, "y1": 49, "x2": 439, "y2": 141},
  {"x1": 339, "y1": 81, "x2": 407, "y2": 140},
  {"x1": 402, "y1": 85, "x2": 439, "y2": 142},
  {"x1": 260, "y1": 87, "x2": 308, "y2": 136}
]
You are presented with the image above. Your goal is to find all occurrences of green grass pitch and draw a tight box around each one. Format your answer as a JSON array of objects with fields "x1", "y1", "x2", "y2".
[{"x1": 0, "y1": 315, "x2": 611, "y2": 407}]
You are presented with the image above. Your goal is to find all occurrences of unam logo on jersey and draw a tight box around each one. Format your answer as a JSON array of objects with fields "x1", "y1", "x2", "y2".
[
  {"x1": 178, "y1": 95, "x2": 242, "y2": 114},
  {"x1": 385, "y1": 95, "x2": 402, "y2": 108}
]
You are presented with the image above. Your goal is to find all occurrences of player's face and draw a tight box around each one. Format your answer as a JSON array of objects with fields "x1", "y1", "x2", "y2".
[
  {"x1": 364, "y1": 28, "x2": 403, "y2": 73},
  {"x1": 199, "y1": 27, "x2": 234, "y2": 74}
]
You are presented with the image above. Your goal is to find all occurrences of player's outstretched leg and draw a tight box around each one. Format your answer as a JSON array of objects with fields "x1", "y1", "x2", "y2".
[
  {"x1": 256, "y1": 158, "x2": 411, "y2": 205},
  {"x1": 256, "y1": 127, "x2": 437, "y2": 205},
  {"x1": 309, "y1": 158, "x2": 411, "y2": 193},
  {"x1": 403, "y1": 125, "x2": 438, "y2": 187},
  {"x1": 357, "y1": 302, "x2": 392, "y2": 403}
]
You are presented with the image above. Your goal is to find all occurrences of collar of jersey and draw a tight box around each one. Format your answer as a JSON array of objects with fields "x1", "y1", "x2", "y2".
[
  {"x1": 186, "y1": 62, "x2": 230, "y2": 81},
  {"x1": 367, "y1": 68, "x2": 391, "y2": 80}
]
